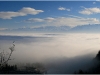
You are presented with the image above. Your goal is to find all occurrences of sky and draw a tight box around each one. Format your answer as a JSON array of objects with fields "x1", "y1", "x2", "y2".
[
  {"x1": 0, "y1": 1, "x2": 100, "y2": 34},
  {"x1": 1, "y1": 1, "x2": 100, "y2": 73},
  {"x1": 0, "y1": 0, "x2": 97, "y2": 1}
]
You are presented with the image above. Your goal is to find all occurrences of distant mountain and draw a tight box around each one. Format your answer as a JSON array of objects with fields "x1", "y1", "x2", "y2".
[
  {"x1": 75, "y1": 50, "x2": 100, "y2": 74},
  {"x1": 94, "y1": 50, "x2": 100, "y2": 61}
]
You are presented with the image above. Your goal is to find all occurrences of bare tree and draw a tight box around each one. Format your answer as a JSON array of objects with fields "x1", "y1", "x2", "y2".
[{"x1": 0, "y1": 42, "x2": 15, "y2": 67}]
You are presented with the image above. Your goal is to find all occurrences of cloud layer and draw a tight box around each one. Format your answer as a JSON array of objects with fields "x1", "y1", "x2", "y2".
[
  {"x1": 0, "y1": 33, "x2": 98, "y2": 73},
  {"x1": 0, "y1": 7, "x2": 44, "y2": 19},
  {"x1": 25, "y1": 16, "x2": 100, "y2": 27},
  {"x1": 0, "y1": 28, "x2": 8, "y2": 30}
]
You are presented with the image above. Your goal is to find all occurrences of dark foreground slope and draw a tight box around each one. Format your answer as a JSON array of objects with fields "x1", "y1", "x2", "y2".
[
  {"x1": 0, "y1": 63, "x2": 46, "y2": 74},
  {"x1": 1, "y1": 50, "x2": 100, "y2": 74},
  {"x1": 75, "y1": 50, "x2": 100, "y2": 74}
]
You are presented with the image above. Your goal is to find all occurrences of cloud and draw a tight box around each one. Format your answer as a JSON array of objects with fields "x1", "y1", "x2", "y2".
[
  {"x1": 25, "y1": 17, "x2": 55, "y2": 23},
  {"x1": 58, "y1": 7, "x2": 70, "y2": 11},
  {"x1": 0, "y1": 33, "x2": 98, "y2": 73},
  {"x1": 66, "y1": 9, "x2": 70, "y2": 11},
  {"x1": 79, "y1": 7, "x2": 100, "y2": 15},
  {"x1": 24, "y1": 16, "x2": 100, "y2": 27},
  {"x1": 93, "y1": 2, "x2": 96, "y2": 4},
  {"x1": 51, "y1": 17, "x2": 100, "y2": 27},
  {"x1": 19, "y1": 7, "x2": 44, "y2": 15},
  {"x1": 52, "y1": 17, "x2": 99, "y2": 27},
  {"x1": 68, "y1": 15, "x2": 84, "y2": 19},
  {"x1": 0, "y1": 7, "x2": 44, "y2": 19},
  {"x1": 58, "y1": 7, "x2": 66, "y2": 10},
  {"x1": 0, "y1": 28, "x2": 8, "y2": 30},
  {"x1": 25, "y1": 18, "x2": 44, "y2": 23},
  {"x1": 44, "y1": 17, "x2": 56, "y2": 22}
]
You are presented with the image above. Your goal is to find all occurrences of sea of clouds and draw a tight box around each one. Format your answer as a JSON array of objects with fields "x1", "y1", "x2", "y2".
[{"x1": 0, "y1": 33, "x2": 100, "y2": 73}]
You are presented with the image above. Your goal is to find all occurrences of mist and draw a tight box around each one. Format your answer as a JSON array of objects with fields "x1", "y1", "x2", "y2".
[{"x1": 0, "y1": 33, "x2": 99, "y2": 73}]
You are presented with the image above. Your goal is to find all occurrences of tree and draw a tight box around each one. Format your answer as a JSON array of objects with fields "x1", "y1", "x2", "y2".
[{"x1": 0, "y1": 42, "x2": 15, "y2": 67}]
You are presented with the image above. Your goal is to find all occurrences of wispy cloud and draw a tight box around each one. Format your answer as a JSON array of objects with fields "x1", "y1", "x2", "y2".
[
  {"x1": 50, "y1": 17, "x2": 100, "y2": 27},
  {"x1": 24, "y1": 16, "x2": 100, "y2": 27},
  {"x1": 58, "y1": 7, "x2": 70, "y2": 11},
  {"x1": 24, "y1": 17, "x2": 55, "y2": 23},
  {"x1": 0, "y1": 7, "x2": 44, "y2": 19},
  {"x1": 44, "y1": 17, "x2": 56, "y2": 22},
  {"x1": 68, "y1": 15, "x2": 84, "y2": 19},
  {"x1": 93, "y1": 2, "x2": 96, "y2": 4},
  {"x1": 25, "y1": 18, "x2": 44, "y2": 23},
  {"x1": 79, "y1": 7, "x2": 100, "y2": 15},
  {"x1": 0, "y1": 28, "x2": 8, "y2": 30}
]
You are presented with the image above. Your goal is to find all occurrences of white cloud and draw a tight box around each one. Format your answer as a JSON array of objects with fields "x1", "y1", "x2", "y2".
[
  {"x1": 0, "y1": 28, "x2": 8, "y2": 30},
  {"x1": 19, "y1": 7, "x2": 44, "y2": 15},
  {"x1": 25, "y1": 17, "x2": 55, "y2": 23},
  {"x1": 44, "y1": 17, "x2": 56, "y2": 22},
  {"x1": 25, "y1": 16, "x2": 100, "y2": 27},
  {"x1": 25, "y1": 18, "x2": 44, "y2": 22},
  {"x1": 58, "y1": 7, "x2": 70, "y2": 11},
  {"x1": 79, "y1": 7, "x2": 100, "y2": 15},
  {"x1": 0, "y1": 7, "x2": 44, "y2": 19},
  {"x1": 68, "y1": 15, "x2": 83, "y2": 19},
  {"x1": 50, "y1": 17, "x2": 100, "y2": 27},
  {"x1": 58, "y1": 7, "x2": 66, "y2": 10}
]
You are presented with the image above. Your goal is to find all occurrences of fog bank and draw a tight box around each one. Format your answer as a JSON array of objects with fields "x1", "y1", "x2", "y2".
[{"x1": 0, "y1": 33, "x2": 99, "y2": 73}]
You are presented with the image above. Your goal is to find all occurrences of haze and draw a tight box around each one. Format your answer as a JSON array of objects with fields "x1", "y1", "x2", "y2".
[{"x1": 0, "y1": 33, "x2": 99, "y2": 73}]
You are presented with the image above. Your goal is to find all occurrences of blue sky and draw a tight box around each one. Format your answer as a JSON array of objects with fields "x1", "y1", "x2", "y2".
[
  {"x1": 0, "y1": 0, "x2": 97, "y2": 1},
  {"x1": 0, "y1": 1, "x2": 100, "y2": 33}
]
